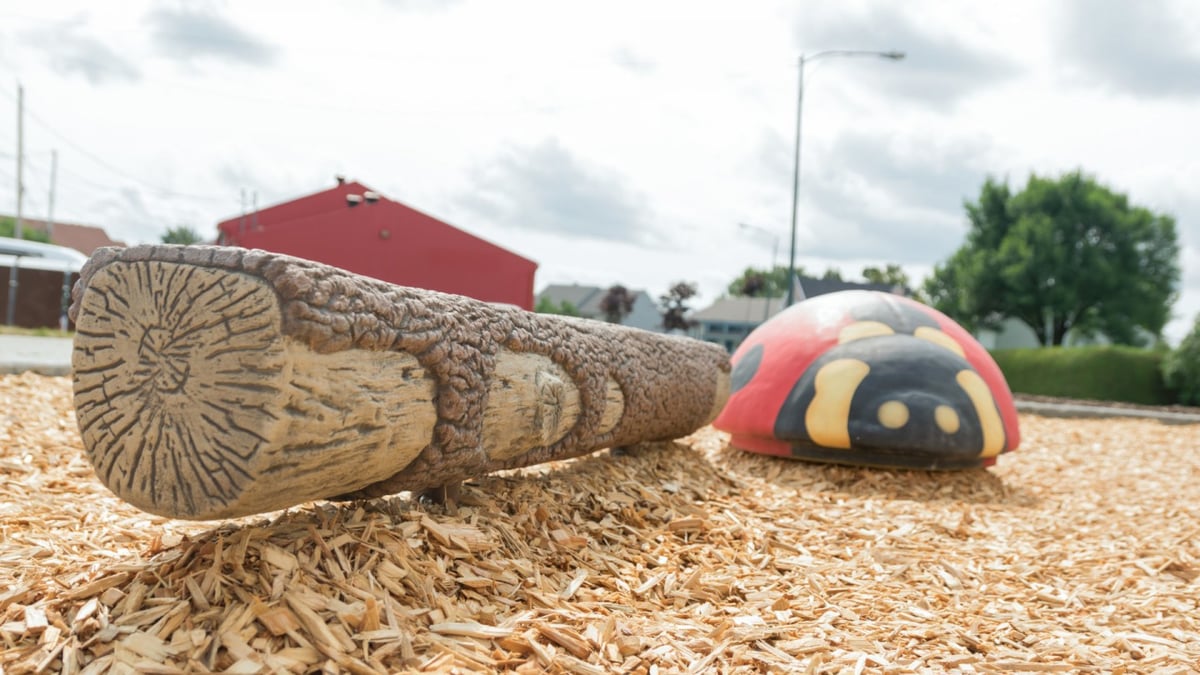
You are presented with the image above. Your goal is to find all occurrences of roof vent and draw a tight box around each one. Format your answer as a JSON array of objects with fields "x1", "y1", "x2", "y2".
[
  {"x1": 363, "y1": 191, "x2": 380, "y2": 203},
  {"x1": 335, "y1": 175, "x2": 346, "y2": 185},
  {"x1": 346, "y1": 194, "x2": 363, "y2": 207}
]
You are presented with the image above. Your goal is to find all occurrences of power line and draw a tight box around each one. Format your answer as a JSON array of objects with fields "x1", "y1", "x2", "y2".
[{"x1": 0, "y1": 84, "x2": 226, "y2": 204}]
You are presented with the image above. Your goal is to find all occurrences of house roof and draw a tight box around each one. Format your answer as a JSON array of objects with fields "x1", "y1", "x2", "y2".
[
  {"x1": 694, "y1": 276, "x2": 908, "y2": 325},
  {"x1": 4, "y1": 216, "x2": 125, "y2": 255},
  {"x1": 216, "y1": 178, "x2": 536, "y2": 266},
  {"x1": 691, "y1": 296, "x2": 787, "y2": 323},
  {"x1": 538, "y1": 284, "x2": 653, "y2": 316},
  {"x1": 795, "y1": 276, "x2": 904, "y2": 299},
  {"x1": 538, "y1": 284, "x2": 602, "y2": 312}
]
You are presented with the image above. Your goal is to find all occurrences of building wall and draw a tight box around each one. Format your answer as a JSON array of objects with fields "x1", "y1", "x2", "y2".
[
  {"x1": 976, "y1": 316, "x2": 1136, "y2": 350},
  {"x1": 623, "y1": 291, "x2": 663, "y2": 332},
  {"x1": 693, "y1": 321, "x2": 757, "y2": 352}
]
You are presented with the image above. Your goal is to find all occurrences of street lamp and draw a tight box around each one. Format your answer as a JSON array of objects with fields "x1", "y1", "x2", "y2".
[
  {"x1": 739, "y1": 222, "x2": 781, "y2": 320},
  {"x1": 784, "y1": 50, "x2": 905, "y2": 307}
]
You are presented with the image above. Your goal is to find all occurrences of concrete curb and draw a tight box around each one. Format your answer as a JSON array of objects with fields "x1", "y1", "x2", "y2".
[
  {"x1": 1015, "y1": 400, "x2": 1200, "y2": 425},
  {"x1": 0, "y1": 335, "x2": 73, "y2": 377},
  {"x1": 0, "y1": 363, "x2": 72, "y2": 377}
]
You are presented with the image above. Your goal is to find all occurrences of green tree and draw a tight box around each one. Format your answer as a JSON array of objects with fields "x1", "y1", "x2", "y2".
[
  {"x1": 1162, "y1": 314, "x2": 1200, "y2": 404},
  {"x1": 923, "y1": 170, "x2": 1179, "y2": 346},
  {"x1": 660, "y1": 281, "x2": 698, "y2": 332},
  {"x1": 162, "y1": 225, "x2": 204, "y2": 245},
  {"x1": 534, "y1": 297, "x2": 581, "y2": 316},
  {"x1": 0, "y1": 217, "x2": 51, "y2": 243},
  {"x1": 727, "y1": 265, "x2": 798, "y2": 297},
  {"x1": 861, "y1": 263, "x2": 910, "y2": 289},
  {"x1": 599, "y1": 285, "x2": 636, "y2": 323},
  {"x1": 819, "y1": 267, "x2": 844, "y2": 281}
]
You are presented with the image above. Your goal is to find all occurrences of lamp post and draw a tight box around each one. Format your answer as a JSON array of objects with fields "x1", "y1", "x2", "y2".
[
  {"x1": 784, "y1": 50, "x2": 905, "y2": 307},
  {"x1": 738, "y1": 222, "x2": 781, "y2": 320}
]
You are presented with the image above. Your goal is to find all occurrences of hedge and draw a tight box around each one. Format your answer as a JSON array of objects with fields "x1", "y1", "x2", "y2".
[{"x1": 989, "y1": 345, "x2": 1174, "y2": 406}]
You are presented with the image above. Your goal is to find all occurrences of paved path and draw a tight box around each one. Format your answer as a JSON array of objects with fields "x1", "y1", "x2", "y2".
[
  {"x1": 1015, "y1": 399, "x2": 1200, "y2": 425},
  {"x1": 0, "y1": 334, "x2": 73, "y2": 376}
]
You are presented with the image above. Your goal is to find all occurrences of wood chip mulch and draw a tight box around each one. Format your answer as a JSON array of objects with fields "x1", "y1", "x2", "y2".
[{"x1": 2, "y1": 372, "x2": 1198, "y2": 673}]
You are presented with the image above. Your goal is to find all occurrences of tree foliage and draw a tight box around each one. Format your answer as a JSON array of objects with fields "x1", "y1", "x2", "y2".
[
  {"x1": 599, "y1": 285, "x2": 636, "y2": 323},
  {"x1": 162, "y1": 225, "x2": 204, "y2": 245},
  {"x1": 534, "y1": 297, "x2": 581, "y2": 316},
  {"x1": 0, "y1": 217, "x2": 51, "y2": 243},
  {"x1": 1162, "y1": 315, "x2": 1200, "y2": 405},
  {"x1": 861, "y1": 263, "x2": 910, "y2": 289},
  {"x1": 727, "y1": 265, "x2": 798, "y2": 298},
  {"x1": 660, "y1": 281, "x2": 698, "y2": 332},
  {"x1": 923, "y1": 171, "x2": 1179, "y2": 346}
]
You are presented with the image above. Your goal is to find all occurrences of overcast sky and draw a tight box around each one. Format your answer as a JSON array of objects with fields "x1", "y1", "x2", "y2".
[{"x1": 2, "y1": 0, "x2": 1199, "y2": 341}]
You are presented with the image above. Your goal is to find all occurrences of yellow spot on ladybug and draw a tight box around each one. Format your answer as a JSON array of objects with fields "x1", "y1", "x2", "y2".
[
  {"x1": 935, "y1": 405, "x2": 961, "y2": 434},
  {"x1": 914, "y1": 326, "x2": 966, "y2": 358},
  {"x1": 839, "y1": 321, "x2": 894, "y2": 344},
  {"x1": 877, "y1": 400, "x2": 909, "y2": 429},
  {"x1": 806, "y1": 359, "x2": 870, "y2": 449},
  {"x1": 957, "y1": 370, "x2": 1005, "y2": 456}
]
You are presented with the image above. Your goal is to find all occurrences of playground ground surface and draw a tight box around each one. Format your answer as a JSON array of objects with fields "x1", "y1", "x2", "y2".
[{"x1": 1, "y1": 372, "x2": 1197, "y2": 673}]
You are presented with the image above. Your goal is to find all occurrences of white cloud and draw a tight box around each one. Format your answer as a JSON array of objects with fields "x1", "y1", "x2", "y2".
[{"x1": 0, "y1": 0, "x2": 1196, "y2": 342}]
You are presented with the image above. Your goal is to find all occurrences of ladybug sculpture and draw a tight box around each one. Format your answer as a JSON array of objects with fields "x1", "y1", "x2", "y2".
[{"x1": 713, "y1": 290, "x2": 1019, "y2": 469}]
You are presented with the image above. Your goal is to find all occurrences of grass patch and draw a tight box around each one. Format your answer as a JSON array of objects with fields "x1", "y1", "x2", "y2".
[
  {"x1": 990, "y1": 345, "x2": 1173, "y2": 406},
  {"x1": 0, "y1": 325, "x2": 74, "y2": 339}
]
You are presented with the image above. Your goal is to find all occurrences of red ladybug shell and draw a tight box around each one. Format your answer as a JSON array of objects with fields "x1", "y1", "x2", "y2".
[{"x1": 713, "y1": 290, "x2": 1019, "y2": 469}]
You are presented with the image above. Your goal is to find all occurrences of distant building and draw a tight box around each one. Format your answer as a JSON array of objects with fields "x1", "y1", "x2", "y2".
[
  {"x1": 0, "y1": 236, "x2": 89, "y2": 329},
  {"x1": 691, "y1": 275, "x2": 906, "y2": 352},
  {"x1": 3, "y1": 215, "x2": 125, "y2": 256},
  {"x1": 536, "y1": 284, "x2": 663, "y2": 332},
  {"x1": 216, "y1": 179, "x2": 538, "y2": 310}
]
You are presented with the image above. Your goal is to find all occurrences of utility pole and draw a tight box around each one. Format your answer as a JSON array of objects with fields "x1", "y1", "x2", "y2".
[
  {"x1": 14, "y1": 83, "x2": 24, "y2": 240},
  {"x1": 47, "y1": 149, "x2": 57, "y2": 241},
  {"x1": 7, "y1": 84, "x2": 23, "y2": 325}
]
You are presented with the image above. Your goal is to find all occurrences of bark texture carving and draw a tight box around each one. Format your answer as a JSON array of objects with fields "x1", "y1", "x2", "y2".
[{"x1": 69, "y1": 245, "x2": 731, "y2": 520}]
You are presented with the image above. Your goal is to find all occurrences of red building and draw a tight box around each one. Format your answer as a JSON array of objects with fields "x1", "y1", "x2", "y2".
[{"x1": 216, "y1": 179, "x2": 537, "y2": 309}]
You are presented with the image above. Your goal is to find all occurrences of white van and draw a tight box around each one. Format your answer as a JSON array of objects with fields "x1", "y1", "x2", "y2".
[{"x1": 0, "y1": 236, "x2": 89, "y2": 273}]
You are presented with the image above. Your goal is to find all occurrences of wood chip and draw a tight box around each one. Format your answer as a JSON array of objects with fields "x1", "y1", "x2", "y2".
[{"x1": 3, "y1": 373, "x2": 1200, "y2": 672}]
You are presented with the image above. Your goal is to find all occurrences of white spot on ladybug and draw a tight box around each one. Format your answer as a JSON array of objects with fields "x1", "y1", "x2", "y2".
[
  {"x1": 839, "y1": 321, "x2": 894, "y2": 344},
  {"x1": 877, "y1": 400, "x2": 910, "y2": 429},
  {"x1": 914, "y1": 326, "x2": 966, "y2": 358},
  {"x1": 935, "y1": 405, "x2": 961, "y2": 434}
]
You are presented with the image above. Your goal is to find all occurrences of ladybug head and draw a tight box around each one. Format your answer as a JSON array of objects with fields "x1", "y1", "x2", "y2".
[{"x1": 776, "y1": 335, "x2": 1006, "y2": 468}]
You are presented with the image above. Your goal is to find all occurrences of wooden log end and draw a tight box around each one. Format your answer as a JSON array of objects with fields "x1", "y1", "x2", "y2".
[{"x1": 71, "y1": 257, "x2": 438, "y2": 519}]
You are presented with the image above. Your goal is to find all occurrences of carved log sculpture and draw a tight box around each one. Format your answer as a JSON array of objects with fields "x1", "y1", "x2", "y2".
[{"x1": 68, "y1": 246, "x2": 731, "y2": 520}]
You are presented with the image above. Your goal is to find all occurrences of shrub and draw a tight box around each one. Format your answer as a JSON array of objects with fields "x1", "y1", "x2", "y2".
[
  {"x1": 1162, "y1": 315, "x2": 1200, "y2": 405},
  {"x1": 990, "y1": 345, "x2": 1172, "y2": 405}
]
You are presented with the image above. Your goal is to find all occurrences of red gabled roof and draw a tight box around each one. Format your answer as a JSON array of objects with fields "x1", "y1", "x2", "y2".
[
  {"x1": 217, "y1": 180, "x2": 378, "y2": 235},
  {"x1": 216, "y1": 179, "x2": 535, "y2": 266},
  {"x1": 4, "y1": 215, "x2": 125, "y2": 255}
]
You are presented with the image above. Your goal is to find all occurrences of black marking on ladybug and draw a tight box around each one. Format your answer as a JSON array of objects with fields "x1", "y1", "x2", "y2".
[
  {"x1": 730, "y1": 343, "x2": 764, "y2": 394},
  {"x1": 774, "y1": 334, "x2": 1003, "y2": 467}
]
